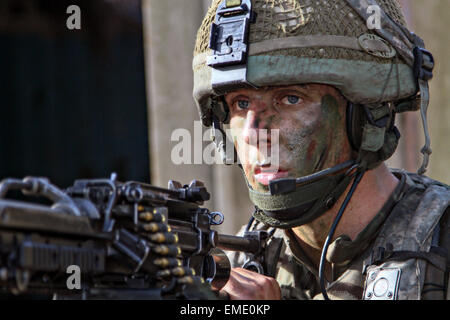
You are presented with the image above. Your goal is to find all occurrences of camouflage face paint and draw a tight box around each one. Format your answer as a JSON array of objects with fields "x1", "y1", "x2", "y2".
[{"x1": 227, "y1": 84, "x2": 352, "y2": 194}]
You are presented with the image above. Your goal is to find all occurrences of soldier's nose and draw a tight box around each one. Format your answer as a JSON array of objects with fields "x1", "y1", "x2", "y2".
[
  {"x1": 242, "y1": 111, "x2": 273, "y2": 147},
  {"x1": 243, "y1": 111, "x2": 259, "y2": 145}
]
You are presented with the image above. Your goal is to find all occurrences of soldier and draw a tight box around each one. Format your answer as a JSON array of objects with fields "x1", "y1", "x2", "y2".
[{"x1": 192, "y1": 0, "x2": 449, "y2": 299}]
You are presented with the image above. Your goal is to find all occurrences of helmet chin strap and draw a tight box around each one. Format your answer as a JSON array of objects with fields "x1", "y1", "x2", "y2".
[{"x1": 244, "y1": 159, "x2": 360, "y2": 229}]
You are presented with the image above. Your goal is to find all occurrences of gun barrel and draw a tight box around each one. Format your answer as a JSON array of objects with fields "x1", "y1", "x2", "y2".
[{"x1": 216, "y1": 234, "x2": 260, "y2": 254}]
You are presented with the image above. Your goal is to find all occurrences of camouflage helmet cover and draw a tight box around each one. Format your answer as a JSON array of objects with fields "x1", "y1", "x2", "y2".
[{"x1": 193, "y1": 0, "x2": 418, "y2": 127}]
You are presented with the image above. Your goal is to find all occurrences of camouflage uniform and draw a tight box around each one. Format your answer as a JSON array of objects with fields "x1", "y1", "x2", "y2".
[{"x1": 230, "y1": 170, "x2": 449, "y2": 300}]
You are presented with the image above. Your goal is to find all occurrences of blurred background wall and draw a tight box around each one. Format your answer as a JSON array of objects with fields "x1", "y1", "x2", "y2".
[
  {"x1": 405, "y1": 0, "x2": 450, "y2": 184},
  {"x1": 387, "y1": 0, "x2": 450, "y2": 183},
  {"x1": 0, "y1": 0, "x2": 448, "y2": 235},
  {"x1": 142, "y1": 0, "x2": 254, "y2": 235}
]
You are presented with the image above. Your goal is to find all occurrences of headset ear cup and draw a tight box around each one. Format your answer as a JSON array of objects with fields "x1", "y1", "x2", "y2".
[
  {"x1": 346, "y1": 102, "x2": 401, "y2": 168},
  {"x1": 346, "y1": 102, "x2": 365, "y2": 151}
]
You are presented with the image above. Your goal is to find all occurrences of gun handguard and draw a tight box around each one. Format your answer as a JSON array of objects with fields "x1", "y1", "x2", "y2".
[{"x1": 0, "y1": 174, "x2": 220, "y2": 299}]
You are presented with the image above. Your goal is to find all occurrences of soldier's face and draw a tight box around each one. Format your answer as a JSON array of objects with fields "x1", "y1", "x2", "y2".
[{"x1": 225, "y1": 84, "x2": 352, "y2": 193}]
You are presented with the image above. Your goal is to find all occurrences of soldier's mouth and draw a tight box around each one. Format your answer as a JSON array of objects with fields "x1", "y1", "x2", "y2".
[{"x1": 253, "y1": 167, "x2": 289, "y2": 186}]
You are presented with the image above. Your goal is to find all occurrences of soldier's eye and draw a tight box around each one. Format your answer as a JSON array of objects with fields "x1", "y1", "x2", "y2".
[
  {"x1": 282, "y1": 95, "x2": 301, "y2": 105},
  {"x1": 236, "y1": 100, "x2": 250, "y2": 110}
]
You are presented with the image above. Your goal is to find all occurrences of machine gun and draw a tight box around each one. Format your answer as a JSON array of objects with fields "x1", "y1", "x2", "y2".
[{"x1": 0, "y1": 174, "x2": 282, "y2": 299}]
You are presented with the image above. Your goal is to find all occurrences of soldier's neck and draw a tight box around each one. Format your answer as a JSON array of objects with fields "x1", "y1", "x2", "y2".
[{"x1": 290, "y1": 163, "x2": 399, "y2": 270}]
